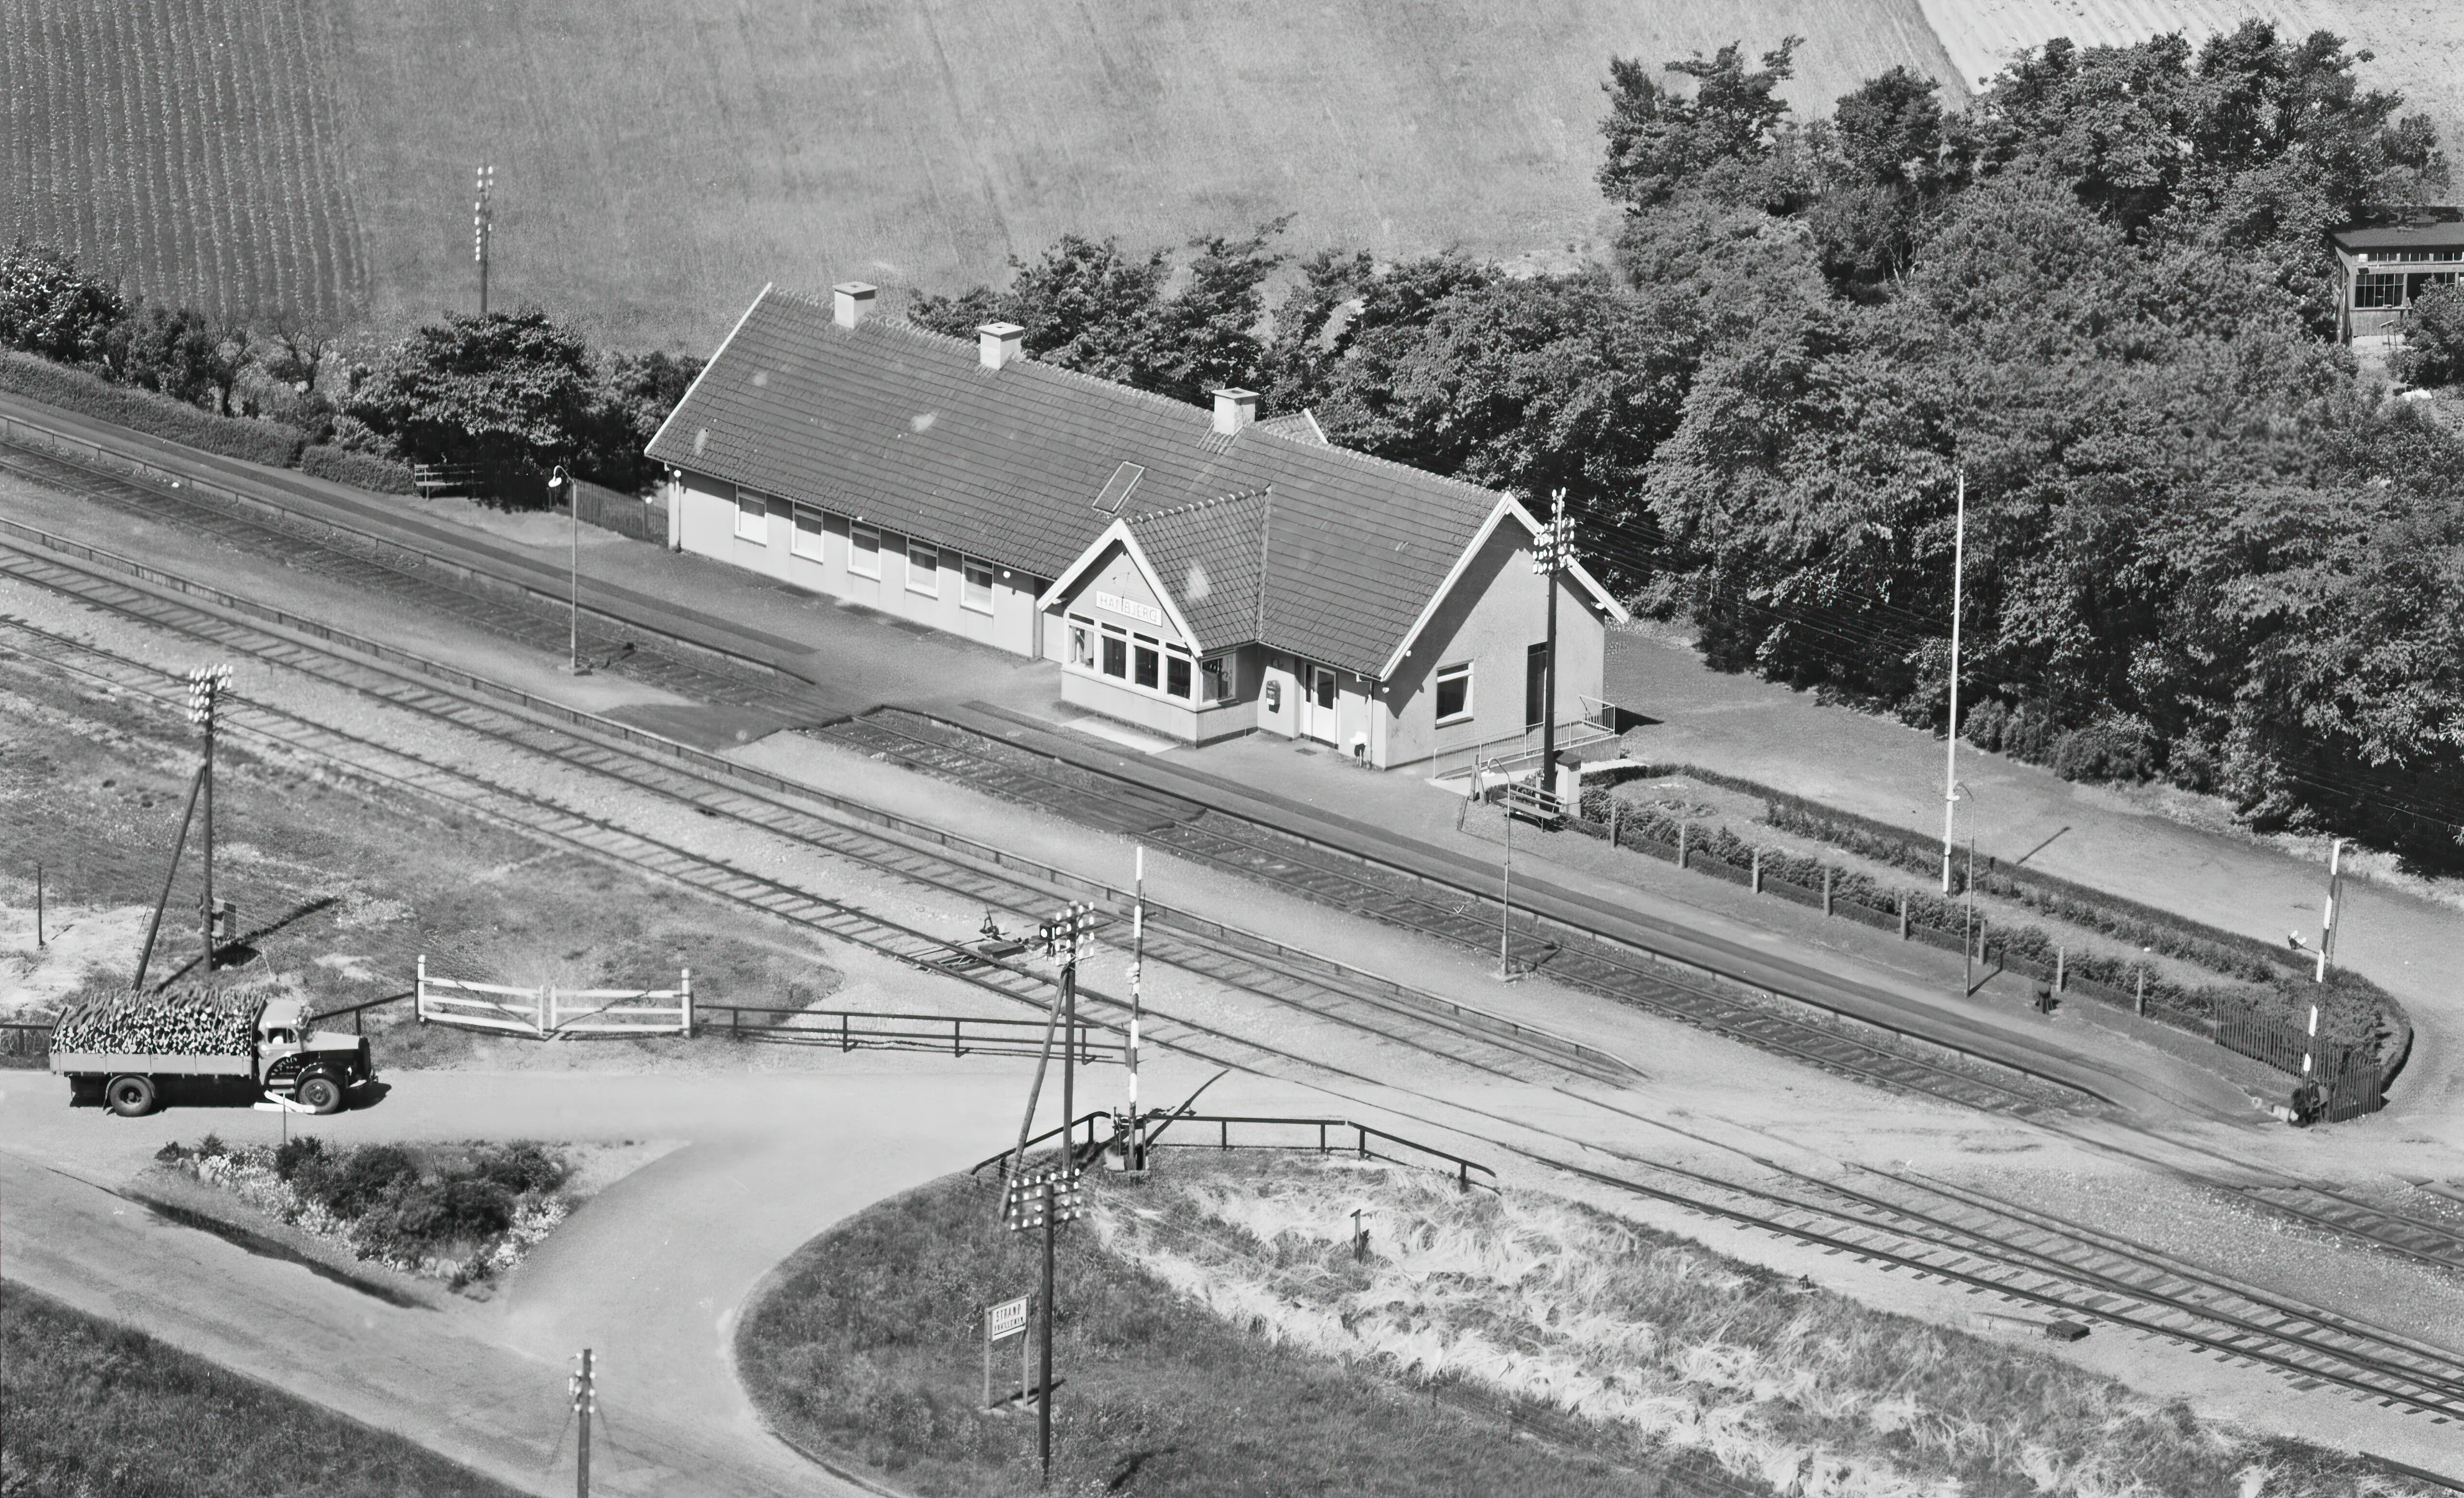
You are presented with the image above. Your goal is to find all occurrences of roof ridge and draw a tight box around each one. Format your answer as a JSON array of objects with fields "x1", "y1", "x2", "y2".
[
  {"x1": 1235, "y1": 424, "x2": 1514, "y2": 510},
  {"x1": 1128, "y1": 487, "x2": 1270, "y2": 525},
  {"x1": 767, "y1": 294, "x2": 1220, "y2": 424}
]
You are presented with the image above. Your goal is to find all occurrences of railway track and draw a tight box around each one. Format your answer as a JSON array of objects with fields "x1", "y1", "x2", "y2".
[
  {"x1": 818, "y1": 708, "x2": 2083, "y2": 1114},
  {"x1": 0, "y1": 541, "x2": 1635, "y2": 1092},
  {"x1": 7, "y1": 433, "x2": 2463, "y2": 1283},
  {"x1": 7, "y1": 449, "x2": 2464, "y2": 1464}
]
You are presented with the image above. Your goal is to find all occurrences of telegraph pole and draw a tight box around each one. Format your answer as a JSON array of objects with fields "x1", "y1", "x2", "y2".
[
  {"x1": 1940, "y1": 472, "x2": 1967, "y2": 894},
  {"x1": 1128, "y1": 848, "x2": 1145, "y2": 1163},
  {"x1": 1533, "y1": 489, "x2": 1571, "y2": 798},
  {"x1": 188, "y1": 666, "x2": 230, "y2": 975},
  {"x1": 569, "y1": 1349, "x2": 595, "y2": 1498},
  {"x1": 473, "y1": 164, "x2": 495, "y2": 316},
  {"x1": 2314, "y1": 838, "x2": 2349, "y2": 984},
  {"x1": 549, "y1": 465, "x2": 585, "y2": 674}
]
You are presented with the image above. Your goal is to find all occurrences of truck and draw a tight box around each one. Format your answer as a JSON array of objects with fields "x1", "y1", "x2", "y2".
[{"x1": 52, "y1": 995, "x2": 376, "y2": 1118}]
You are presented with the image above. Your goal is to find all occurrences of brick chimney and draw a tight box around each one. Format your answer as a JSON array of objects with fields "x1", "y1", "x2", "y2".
[
  {"x1": 1212, "y1": 388, "x2": 1258, "y2": 436},
  {"x1": 978, "y1": 322, "x2": 1025, "y2": 371},
  {"x1": 832, "y1": 282, "x2": 876, "y2": 328}
]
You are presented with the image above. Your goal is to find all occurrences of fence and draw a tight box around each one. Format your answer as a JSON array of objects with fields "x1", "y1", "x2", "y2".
[
  {"x1": 0, "y1": 1021, "x2": 51, "y2": 1065},
  {"x1": 1568, "y1": 806, "x2": 2391, "y2": 1117},
  {"x1": 973, "y1": 1110, "x2": 1498, "y2": 1193},
  {"x1": 699, "y1": 1005, "x2": 1122, "y2": 1061},
  {"x1": 416, "y1": 957, "x2": 691, "y2": 1038}
]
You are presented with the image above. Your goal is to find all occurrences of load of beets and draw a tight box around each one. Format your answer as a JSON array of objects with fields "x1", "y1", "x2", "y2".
[{"x1": 52, "y1": 986, "x2": 257, "y2": 1056}]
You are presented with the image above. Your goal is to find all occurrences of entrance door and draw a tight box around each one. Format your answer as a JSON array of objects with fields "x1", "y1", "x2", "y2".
[
  {"x1": 1525, "y1": 643, "x2": 1550, "y2": 732},
  {"x1": 1304, "y1": 666, "x2": 1339, "y2": 743}
]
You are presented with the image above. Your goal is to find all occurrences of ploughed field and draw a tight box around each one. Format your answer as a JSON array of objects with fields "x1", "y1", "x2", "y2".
[{"x1": 8, "y1": 0, "x2": 1962, "y2": 349}]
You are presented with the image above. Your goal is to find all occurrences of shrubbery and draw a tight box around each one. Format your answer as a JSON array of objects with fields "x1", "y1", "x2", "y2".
[
  {"x1": 0, "y1": 351, "x2": 305, "y2": 467},
  {"x1": 2397, "y1": 283, "x2": 2464, "y2": 388},
  {"x1": 160, "y1": 1135, "x2": 573, "y2": 1288},
  {"x1": 297, "y1": 443, "x2": 416, "y2": 493}
]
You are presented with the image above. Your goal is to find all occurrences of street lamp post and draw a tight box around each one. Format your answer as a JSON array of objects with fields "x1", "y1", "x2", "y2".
[{"x1": 548, "y1": 466, "x2": 586, "y2": 674}]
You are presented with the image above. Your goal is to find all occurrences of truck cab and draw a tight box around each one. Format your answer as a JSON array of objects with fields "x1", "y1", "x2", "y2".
[{"x1": 255, "y1": 999, "x2": 376, "y2": 1115}]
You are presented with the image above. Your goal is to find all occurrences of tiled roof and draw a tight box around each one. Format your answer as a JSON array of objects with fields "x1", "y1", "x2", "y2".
[
  {"x1": 1122, "y1": 491, "x2": 1268, "y2": 654},
  {"x1": 648, "y1": 286, "x2": 1523, "y2": 676}
]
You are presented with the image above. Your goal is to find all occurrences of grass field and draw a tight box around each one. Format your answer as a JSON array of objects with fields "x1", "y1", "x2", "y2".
[
  {"x1": 739, "y1": 1155, "x2": 2433, "y2": 1498},
  {"x1": 9, "y1": 1, "x2": 2455, "y2": 355},
  {"x1": 1, "y1": 1280, "x2": 521, "y2": 1497},
  {"x1": 5, "y1": 0, "x2": 1967, "y2": 352},
  {"x1": 0, "y1": 0, "x2": 369, "y2": 323}
]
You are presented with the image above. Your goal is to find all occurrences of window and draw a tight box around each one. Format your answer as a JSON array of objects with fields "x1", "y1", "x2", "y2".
[
  {"x1": 2355, "y1": 271, "x2": 2403, "y2": 309},
  {"x1": 2407, "y1": 271, "x2": 2458, "y2": 304},
  {"x1": 906, "y1": 540, "x2": 939, "y2": 595},
  {"x1": 962, "y1": 558, "x2": 995, "y2": 613},
  {"x1": 1434, "y1": 661, "x2": 1472, "y2": 723},
  {"x1": 1201, "y1": 656, "x2": 1230, "y2": 704},
  {"x1": 1133, "y1": 635, "x2": 1160, "y2": 689},
  {"x1": 849, "y1": 524, "x2": 880, "y2": 577},
  {"x1": 1069, "y1": 615, "x2": 1096, "y2": 669},
  {"x1": 1102, "y1": 629, "x2": 1127, "y2": 678},
  {"x1": 735, "y1": 488, "x2": 767, "y2": 541},
  {"x1": 791, "y1": 505, "x2": 825, "y2": 560},
  {"x1": 1166, "y1": 648, "x2": 1191, "y2": 699}
]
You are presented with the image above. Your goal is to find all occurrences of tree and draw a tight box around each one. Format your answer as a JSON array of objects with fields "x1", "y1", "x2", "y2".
[
  {"x1": 588, "y1": 348, "x2": 706, "y2": 490},
  {"x1": 2395, "y1": 283, "x2": 2464, "y2": 388},
  {"x1": 104, "y1": 305, "x2": 225, "y2": 407},
  {"x1": 0, "y1": 240, "x2": 124, "y2": 364},
  {"x1": 261, "y1": 310, "x2": 341, "y2": 397},
  {"x1": 347, "y1": 310, "x2": 601, "y2": 480},
  {"x1": 1597, "y1": 38, "x2": 1802, "y2": 210}
]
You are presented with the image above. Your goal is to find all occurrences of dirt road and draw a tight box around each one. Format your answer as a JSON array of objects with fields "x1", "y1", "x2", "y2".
[{"x1": 0, "y1": 1059, "x2": 1236, "y2": 1496}]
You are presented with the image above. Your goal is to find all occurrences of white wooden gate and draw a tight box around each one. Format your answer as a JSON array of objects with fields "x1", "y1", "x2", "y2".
[{"x1": 416, "y1": 956, "x2": 693, "y2": 1038}]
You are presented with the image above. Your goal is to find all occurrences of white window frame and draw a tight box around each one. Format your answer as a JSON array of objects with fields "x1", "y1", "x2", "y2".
[
  {"x1": 790, "y1": 503, "x2": 826, "y2": 561},
  {"x1": 1068, "y1": 615, "x2": 1097, "y2": 670},
  {"x1": 1201, "y1": 655, "x2": 1232, "y2": 704},
  {"x1": 1165, "y1": 643, "x2": 1193, "y2": 700},
  {"x1": 906, "y1": 539, "x2": 940, "y2": 597},
  {"x1": 961, "y1": 557, "x2": 995, "y2": 615},
  {"x1": 848, "y1": 524, "x2": 880, "y2": 579},
  {"x1": 1434, "y1": 661, "x2": 1474, "y2": 725},
  {"x1": 734, "y1": 488, "x2": 768, "y2": 541}
]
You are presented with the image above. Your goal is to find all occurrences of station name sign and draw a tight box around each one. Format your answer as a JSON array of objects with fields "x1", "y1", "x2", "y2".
[{"x1": 1095, "y1": 590, "x2": 1164, "y2": 628}]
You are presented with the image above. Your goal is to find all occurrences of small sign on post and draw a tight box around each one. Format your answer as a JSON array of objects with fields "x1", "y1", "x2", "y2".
[
  {"x1": 984, "y1": 1295, "x2": 1031, "y2": 1410},
  {"x1": 1004, "y1": 1168, "x2": 1086, "y2": 1232}
]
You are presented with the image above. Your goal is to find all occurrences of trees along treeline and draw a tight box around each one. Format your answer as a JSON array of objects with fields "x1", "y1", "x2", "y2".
[
  {"x1": 916, "y1": 22, "x2": 2464, "y2": 867},
  {"x1": 0, "y1": 243, "x2": 700, "y2": 495}
]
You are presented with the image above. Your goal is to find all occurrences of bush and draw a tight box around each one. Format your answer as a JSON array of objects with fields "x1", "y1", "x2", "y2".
[
  {"x1": 360, "y1": 1178, "x2": 514, "y2": 1254},
  {"x1": 1959, "y1": 697, "x2": 2009, "y2": 751},
  {"x1": 0, "y1": 351, "x2": 305, "y2": 467},
  {"x1": 0, "y1": 240, "x2": 124, "y2": 363},
  {"x1": 299, "y1": 442, "x2": 417, "y2": 493},
  {"x1": 472, "y1": 1142, "x2": 569, "y2": 1196},
  {"x1": 2397, "y1": 283, "x2": 2464, "y2": 388},
  {"x1": 2048, "y1": 715, "x2": 2159, "y2": 783},
  {"x1": 298, "y1": 1143, "x2": 419, "y2": 1217},
  {"x1": 273, "y1": 1135, "x2": 326, "y2": 1181}
]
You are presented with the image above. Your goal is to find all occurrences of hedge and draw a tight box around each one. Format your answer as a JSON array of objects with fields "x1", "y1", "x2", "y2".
[
  {"x1": 1577, "y1": 779, "x2": 2411, "y2": 1081},
  {"x1": 298, "y1": 444, "x2": 417, "y2": 494},
  {"x1": 0, "y1": 352, "x2": 305, "y2": 468}
]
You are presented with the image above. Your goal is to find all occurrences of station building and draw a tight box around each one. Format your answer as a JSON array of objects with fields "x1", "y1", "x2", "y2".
[
  {"x1": 645, "y1": 282, "x2": 1624, "y2": 770},
  {"x1": 2332, "y1": 210, "x2": 2464, "y2": 341}
]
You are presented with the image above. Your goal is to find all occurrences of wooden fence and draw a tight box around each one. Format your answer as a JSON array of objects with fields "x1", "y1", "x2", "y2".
[{"x1": 416, "y1": 956, "x2": 692, "y2": 1039}]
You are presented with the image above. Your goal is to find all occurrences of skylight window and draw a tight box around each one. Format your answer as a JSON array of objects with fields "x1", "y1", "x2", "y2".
[{"x1": 1092, "y1": 462, "x2": 1145, "y2": 514}]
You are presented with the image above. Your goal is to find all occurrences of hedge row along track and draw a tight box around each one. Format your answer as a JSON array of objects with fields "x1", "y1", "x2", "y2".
[{"x1": 5, "y1": 527, "x2": 2464, "y2": 1454}]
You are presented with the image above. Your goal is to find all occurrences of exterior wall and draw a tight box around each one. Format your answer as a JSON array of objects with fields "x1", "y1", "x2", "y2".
[
  {"x1": 1045, "y1": 542, "x2": 1219, "y2": 742},
  {"x1": 2338, "y1": 243, "x2": 2464, "y2": 342},
  {"x1": 671, "y1": 466, "x2": 1043, "y2": 656},
  {"x1": 1377, "y1": 521, "x2": 1607, "y2": 773}
]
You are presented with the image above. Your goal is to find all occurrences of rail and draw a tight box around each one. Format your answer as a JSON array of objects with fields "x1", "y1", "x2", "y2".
[
  {"x1": 703, "y1": 1006, "x2": 1122, "y2": 1062},
  {"x1": 304, "y1": 990, "x2": 414, "y2": 1035},
  {"x1": 1, "y1": 1020, "x2": 52, "y2": 1060},
  {"x1": 0, "y1": 503, "x2": 1638, "y2": 1085}
]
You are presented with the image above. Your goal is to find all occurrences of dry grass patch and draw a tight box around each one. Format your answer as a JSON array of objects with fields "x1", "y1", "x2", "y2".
[{"x1": 737, "y1": 1154, "x2": 2432, "y2": 1498}]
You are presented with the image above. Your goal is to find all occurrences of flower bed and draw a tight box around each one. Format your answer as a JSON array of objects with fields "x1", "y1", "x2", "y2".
[{"x1": 156, "y1": 1135, "x2": 573, "y2": 1290}]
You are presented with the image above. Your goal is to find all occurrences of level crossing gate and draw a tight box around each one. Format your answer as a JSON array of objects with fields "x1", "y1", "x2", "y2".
[{"x1": 416, "y1": 956, "x2": 692, "y2": 1038}]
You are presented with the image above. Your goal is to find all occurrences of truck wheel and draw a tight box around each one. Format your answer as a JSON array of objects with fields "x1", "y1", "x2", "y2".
[
  {"x1": 295, "y1": 1074, "x2": 345, "y2": 1115},
  {"x1": 105, "y1": 1075, "x2": 159, "y2": 1118}
]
